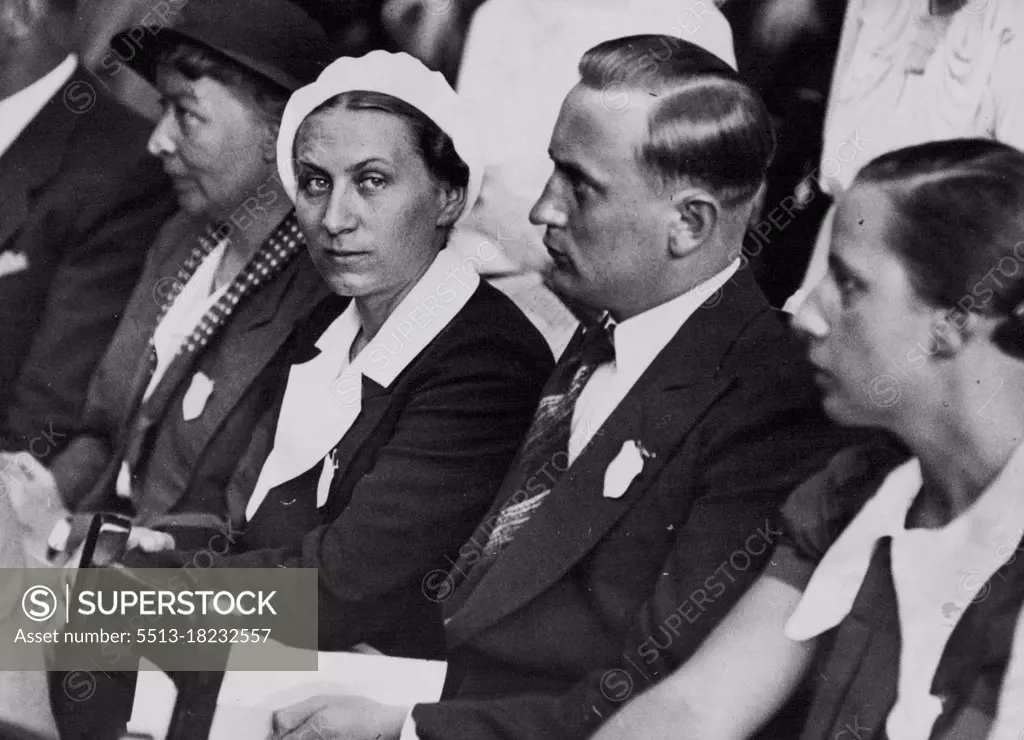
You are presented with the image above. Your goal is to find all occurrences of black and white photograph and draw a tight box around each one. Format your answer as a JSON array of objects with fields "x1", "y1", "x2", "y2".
[{"x1": 2, "y1": 0, "x2": 1024, "y2": 738}]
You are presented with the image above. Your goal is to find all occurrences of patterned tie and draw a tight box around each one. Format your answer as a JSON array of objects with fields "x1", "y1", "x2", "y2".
[{"x1": 479, "y1": 313, "x2": 616, "y2": 561}]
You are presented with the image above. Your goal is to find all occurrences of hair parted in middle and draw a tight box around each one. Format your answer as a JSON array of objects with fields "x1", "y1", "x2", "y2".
[
  {"x1": 577, "y1": 34, "x2": 776, "y2": 209},
  {"x1": 298, "y1": 91, "x2": 470, "y2": 195}
]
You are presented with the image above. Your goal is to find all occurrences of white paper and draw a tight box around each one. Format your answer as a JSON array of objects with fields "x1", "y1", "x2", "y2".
[{"x1": 127, "y1": 640, "x2": 447, "y2": 740}]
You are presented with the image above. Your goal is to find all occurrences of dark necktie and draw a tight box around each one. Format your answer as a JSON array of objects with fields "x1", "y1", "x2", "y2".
[{"x1": 479, "y1": 314, "x2": 616, "y2": 560}]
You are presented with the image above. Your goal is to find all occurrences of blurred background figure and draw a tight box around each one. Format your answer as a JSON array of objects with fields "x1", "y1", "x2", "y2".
[
  {"x1": 0, "y1": 0, "x2": 175, "y2": 459},
  {"x1": 717, "y1": 0, "x2": 847, "y2": 307},
  {"x1": 783, "y1": 0, "x2": 1024, "y2": 312}
]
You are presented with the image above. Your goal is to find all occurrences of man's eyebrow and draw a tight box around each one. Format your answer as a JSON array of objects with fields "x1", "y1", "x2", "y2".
[{"x1": 549, "y1": 150, "x2": 605, "y2": 190}]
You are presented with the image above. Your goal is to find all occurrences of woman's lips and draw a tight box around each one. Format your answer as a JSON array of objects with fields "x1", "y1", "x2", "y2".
[{"x1": 322, "y1": 249, "x2": 369, "y2": 262}]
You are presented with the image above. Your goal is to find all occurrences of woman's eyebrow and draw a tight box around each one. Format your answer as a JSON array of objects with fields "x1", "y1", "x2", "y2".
[
  {"x1": 344, "y1": 157, "x2": 391, "y2": 173},
  {"x1": 828, "y1": 251, "x2": 866, "y2": 282}
]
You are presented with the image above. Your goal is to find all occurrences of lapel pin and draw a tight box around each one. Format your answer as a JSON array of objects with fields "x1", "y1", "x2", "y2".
[
  {"x1": 603, "y1": 440, "x2": 652, "y2": 499},
  {"x1": 181, "y1": 371, "x2": 214, "y2": 421}
]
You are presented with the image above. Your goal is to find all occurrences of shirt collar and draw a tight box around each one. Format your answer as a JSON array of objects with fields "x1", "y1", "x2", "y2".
[
  {"x1": 317, "y1": 248, "x2": 481, "y2": 388},
  {"x1": 610, "y1": 258, "x2": 741, "y2": 380},
  {"x1": 785, "y1": 440, "x2": 1024, "y2": 642},
  {"x1": 0, "y1": 54, "x2": 78, "y2": 156}
]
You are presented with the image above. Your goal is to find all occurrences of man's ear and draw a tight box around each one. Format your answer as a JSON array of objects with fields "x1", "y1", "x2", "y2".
[
  {"x1": 668, "y1": 188, "x2": 719, "y2": 258},
  {"x1": 436, "y1": 184, "x2": 467, "y2": 228}
]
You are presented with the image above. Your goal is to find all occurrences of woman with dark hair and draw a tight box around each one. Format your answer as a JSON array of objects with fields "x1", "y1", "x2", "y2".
[{"x1": 592, "y1": 138, "x2": 1024, "y2": 740}]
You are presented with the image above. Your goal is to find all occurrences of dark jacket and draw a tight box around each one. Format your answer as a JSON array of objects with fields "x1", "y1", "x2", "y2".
[
  {"x1": 129, "y1": 278, "x2": 555, "y2": 660},
  {"x1": 49, "y1": 211, "x2": 339, "y2": 525},
  {"x1": 771, "y1": 442, "x2": 1024, "y2": 740},
  {"x1": 0, "y1": 67, "x2": 176, "y2": 455},
  {"x1": 410, "y1": 269, "x2": 876, "y2": 739}
]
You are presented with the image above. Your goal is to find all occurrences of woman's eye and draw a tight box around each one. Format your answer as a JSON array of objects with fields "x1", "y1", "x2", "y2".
[
  {"x1": 300, "y1": 175, "x2": 330, "y2": 197},
  {"x1": 568, "y1": 176, "x2": 588, "y2": 202},
  {"x1": 359, "y1": 174, "x2": 387, "y2": 192},
  {"x1": 832, "y1": 271, "x2": 861, "y2": 303},
  {"x1": 173, "y1": 104, "x2": 199, "y2": 125}
]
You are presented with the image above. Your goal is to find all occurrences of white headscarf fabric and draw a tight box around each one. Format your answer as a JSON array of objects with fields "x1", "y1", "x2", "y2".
[{"x1": 276, "y1": 50, "x2": 484, "y2": 225}]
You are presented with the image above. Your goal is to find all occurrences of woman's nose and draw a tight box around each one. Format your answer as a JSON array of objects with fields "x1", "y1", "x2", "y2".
[
  {"x1": 147, "y1": 111, "x2": 176, "y2": 158},
  {"x1": 791, "y1": 283, "x2": 830, "y2": 339},
  {"x1": 322, "y1": 187, "x2": 359, "y2": 235}
]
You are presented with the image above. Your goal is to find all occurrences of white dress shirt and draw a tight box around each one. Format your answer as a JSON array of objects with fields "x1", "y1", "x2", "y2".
[
  {"x1": 400, "y1": 257, "x2": 741, "y2": 739},
  {"x1": 0, "y1": 54, "x2": 78, "y2": 160},
  {"x1": 244, "y1": 248, "x2": 480, "y2": 521},
  {"x1": 785, "y1": 441, "x2": 1024, "y2": 739},
  {"x1": 569, "y1": 259, "x2": 741, "y2": 465}
]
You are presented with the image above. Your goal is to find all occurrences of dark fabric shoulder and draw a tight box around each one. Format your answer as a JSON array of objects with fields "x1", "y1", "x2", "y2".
[
  {"x1": 442, "y1": 280, "x2": 555, "y2": 371},
  {"x1": 768, "y1": 436, "x2": 911, "y2": 590}
]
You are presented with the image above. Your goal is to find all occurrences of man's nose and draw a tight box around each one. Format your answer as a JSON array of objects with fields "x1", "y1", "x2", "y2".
[{"x1": 529, "y1": 176, "x2": 568, "y2": 229}]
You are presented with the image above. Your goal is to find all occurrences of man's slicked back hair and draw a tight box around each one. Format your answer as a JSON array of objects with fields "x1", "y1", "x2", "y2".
[{"x1": 578, "y1": 35, "x2": 775, "y2": 207}]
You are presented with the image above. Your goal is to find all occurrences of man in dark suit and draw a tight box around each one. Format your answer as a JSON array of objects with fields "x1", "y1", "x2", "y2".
[
  {"x1": 0, "y1": 0, "x2": 175, "y2": 456},
  {"x1": 271, "y1": 35, "x2": 876, "y2": 740}
]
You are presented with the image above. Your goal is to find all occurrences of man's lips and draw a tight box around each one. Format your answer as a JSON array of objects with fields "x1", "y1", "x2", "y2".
[{"x1": 543, "y1": 236, "x2": 570, "y2": 267}]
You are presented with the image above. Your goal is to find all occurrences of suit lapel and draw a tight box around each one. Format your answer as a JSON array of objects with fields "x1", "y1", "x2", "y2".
[
  {"x1": 134, "y1": 255, "x2": 330, "y2": 519},
  {"x1": 320, "y1": 378, "x2": 394, "y2": 517},
  {"x1": 445, "y1": 271, "x2": 768, "y2": 643},
  {"x1": 0, "y1": 75, "x2": 78, "y2": 250}
]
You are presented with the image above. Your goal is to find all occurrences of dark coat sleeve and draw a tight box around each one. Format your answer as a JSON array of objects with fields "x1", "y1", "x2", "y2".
[
  {"x1": 0, "y1": 115, "x2": 174, "y2": 458},
  {"x1": 127, "y1": 316, "x2": 553, "y2": 650},
  {"x1": 48, "y1": 216, "x2": 189, "y2": 510},
  {"x1": 409, "y1": 371, "x2": 884, "y2": 739}
]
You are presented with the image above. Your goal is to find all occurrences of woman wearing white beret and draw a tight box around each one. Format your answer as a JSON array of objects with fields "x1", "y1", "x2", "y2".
[{"x1": 124, "y1": 50, "x2": 553, "y2": 660}]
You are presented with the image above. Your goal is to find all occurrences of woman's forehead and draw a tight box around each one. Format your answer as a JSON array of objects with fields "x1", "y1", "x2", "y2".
[
  {"x1": 295, "y1": 106, "x2": 419, "y2": 165},
  {"x1": 833, "y1": 185, "x2": 896, "y2": 248}
]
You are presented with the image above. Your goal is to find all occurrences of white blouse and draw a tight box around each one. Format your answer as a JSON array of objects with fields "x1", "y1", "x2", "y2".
[
  {"x1": 785, "y1": 442, "x2": 1024, "y2": 739},
  {"x1": 244, "y1": 248, "x2": 480, "y2": 520}
]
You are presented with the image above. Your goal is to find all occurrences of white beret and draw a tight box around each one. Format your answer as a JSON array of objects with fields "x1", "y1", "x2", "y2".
[{"x1": 276, "y1": 50, "x2": 483, "y2": 225}]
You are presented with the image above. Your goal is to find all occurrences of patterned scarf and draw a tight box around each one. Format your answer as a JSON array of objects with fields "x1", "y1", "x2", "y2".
[{"x1": 150, "y1": 213, "x2": 304, "y2": 365}]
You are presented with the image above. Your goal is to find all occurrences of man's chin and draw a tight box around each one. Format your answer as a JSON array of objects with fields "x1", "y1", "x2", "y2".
[{"x1": 543, "y1": 273, "x2": 603, "y2": 325}]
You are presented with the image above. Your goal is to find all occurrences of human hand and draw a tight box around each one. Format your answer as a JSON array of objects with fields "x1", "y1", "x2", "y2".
[
  {"x1": 0, "y1": 452, "x2": 66, "y2": 539},
  {"x1": 62, "y1": 526, "x2": 175, "y2": 569},
  {"x1": 270, "y1": 695, "x2": 409, "y2": 740}
]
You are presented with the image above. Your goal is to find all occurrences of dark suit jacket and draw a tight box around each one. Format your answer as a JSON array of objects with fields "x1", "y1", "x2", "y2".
[
  {"x1": 410, "y1": 269, "x2": 877, "y2": 739},
  {"x1": 48, "y1": 211, "x2": 339, "y2": 528},
  {"x1": 129, "y1": 280, "x2": 555, "y2": 660},
  {"x1": 0, "y1": 67, "x2": 176, "y2": 455}
]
